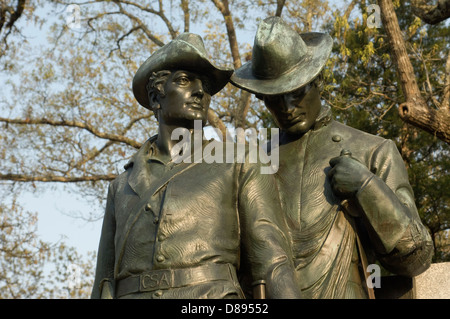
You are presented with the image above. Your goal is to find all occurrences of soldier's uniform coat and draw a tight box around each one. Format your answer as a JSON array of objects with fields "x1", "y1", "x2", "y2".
[
  {"x1": 273, "y1": 106, "x2": 433, "y2": 298},
  {"x1": 91, "y1": 136, "x2": 301, "y2": 299}
]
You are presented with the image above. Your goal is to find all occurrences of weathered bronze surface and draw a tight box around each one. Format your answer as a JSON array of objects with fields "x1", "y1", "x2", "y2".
[
  {"x1": 91, "y1": 33, "x2": 302, "y2": 299},
  {"x1": 231, "y1": 16, "x2": 433, "y2": 299}
]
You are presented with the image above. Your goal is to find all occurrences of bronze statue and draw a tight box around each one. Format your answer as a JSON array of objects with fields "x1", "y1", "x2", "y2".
[
  {"x1": 231, "y1": 16, "x2": 433, "y2": 299},
  {"x1": 91, "y1": 32, "x2": 302, "y2": 299}
]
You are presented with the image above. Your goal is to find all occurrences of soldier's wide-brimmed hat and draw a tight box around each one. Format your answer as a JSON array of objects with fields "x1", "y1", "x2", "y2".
[
  {"x1": 231, "y1": 16, "x2": 333, "y2": 95},
  {"x1": 133, "y1": 33, "x2": 233, "y2": 109}
]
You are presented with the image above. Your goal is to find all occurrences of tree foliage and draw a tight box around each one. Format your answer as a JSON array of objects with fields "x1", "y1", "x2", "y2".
[
  {"x1": 0, "y1": 197, "x2": 94, "y2": 298},
  {"x1": 0, "y1": 0, "x2": 449, "y2": 298},
  {"x1": 411, "y1": 0, "x2": 450, "y2": 24}
]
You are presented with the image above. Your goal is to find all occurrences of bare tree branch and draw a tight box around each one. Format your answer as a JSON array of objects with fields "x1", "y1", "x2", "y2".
[
  {"x1": 181, "y1": 0, "x2": 190, "y2": 32},
  {"x1": 0, "y1": 173, "x2": 117, "y2": 182},
  {"x1": 111, "y1": 0, "x2": 178, "y2": 38},
  {"x1": 211, "y1": 0, "x2": 241, "y2": 69},
  {"x1": 275, "y1": 0, "x2": 286, "y2": 17},
  {"x1": 0, "y1": 0, "x2": 28, "y2": 54},
  {"x1": 344, "y1": 0, "x2": 358, "y2": 20},
  {"x1": 207, "y1": 109, "x2": 227, "y2": 141},
  {"x1": 111, "y1": 2, "x2": 166, "y2": 46},
  {"x1": 0, "y1": 117, "x2": 143, "y2": 149},
  {"x1": 4, "y1": 0, "x2": 26, "y2": 30},
  {"x1": 443, "y1": 50, "x2": 450, "y2": 110}
]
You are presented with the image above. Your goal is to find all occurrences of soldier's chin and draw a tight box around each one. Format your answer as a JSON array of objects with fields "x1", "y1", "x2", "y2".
[
  {"x1": 185, "y1": 111, "x2": 208, "y2": 124},
  {"x1": 282, "y1": 120, "x2": 311, "y2": 136}
]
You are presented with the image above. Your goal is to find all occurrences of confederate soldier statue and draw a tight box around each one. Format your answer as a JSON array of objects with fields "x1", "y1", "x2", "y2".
[
  {"x1": 91, "y1": 32, "x2": 302, "y2": 299},
  {"x1": 231, "y1": 17, "x2": 433, "y2": 299}
]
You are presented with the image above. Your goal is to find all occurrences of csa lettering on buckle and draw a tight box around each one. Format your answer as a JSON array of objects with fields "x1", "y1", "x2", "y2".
[{"x1": 140, "y1": 270, "x2": 172, "y2": 292}]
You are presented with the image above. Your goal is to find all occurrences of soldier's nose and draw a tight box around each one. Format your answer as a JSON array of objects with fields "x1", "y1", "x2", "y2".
[{"x1": 192, "y1": 79, "x2": 204, "y2": 98}]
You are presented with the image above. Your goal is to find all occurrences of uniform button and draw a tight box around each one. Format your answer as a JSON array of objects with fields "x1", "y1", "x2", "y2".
[
  {"x1": 156, "y1": 255, "x2": 165, "y2": 262},
  {"x1": 332, "y1": 135, "x2": 342, "y2": 142},
  {"x1": 158, "y1": 234, "x2": 165, "y2": 241},
  {"x1": 153, "y1": 290, "x2": 163, "y2": 297},
  {"x1": 144, "y1": 203, "x2": 151, "y2": 211},
  {"x1": 153, "y1": 217, "x2": 159, "y2": 224}
]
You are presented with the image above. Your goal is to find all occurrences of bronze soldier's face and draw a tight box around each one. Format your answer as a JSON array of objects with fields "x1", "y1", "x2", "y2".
[
  {"x1": 264, "y1": 83, "x2": 322, "y2": 136},
  {"x1": 158, "y1": 70, "x2": 211, "y2": 126}
]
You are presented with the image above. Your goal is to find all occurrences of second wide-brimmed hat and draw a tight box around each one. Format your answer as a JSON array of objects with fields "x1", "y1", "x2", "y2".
[
  {"x1": 231, "y1": 16, "x2": 333, "y2": 95},
  {"x1": 133, "y1": 33, "x2": 233, "y2": 109}
]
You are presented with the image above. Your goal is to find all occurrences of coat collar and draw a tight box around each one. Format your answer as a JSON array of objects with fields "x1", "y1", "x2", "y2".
[
  {"x1": 124, "y1": 135, "x2": 157, "y2": 170},
  {"x1": 313, "y1": 104, "x2": 332, "y2": 131},
  {"x1": 125, "y1": 134, "x2": 212, "y2": 198}
]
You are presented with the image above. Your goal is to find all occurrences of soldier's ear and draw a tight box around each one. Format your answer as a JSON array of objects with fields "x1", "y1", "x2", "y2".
[
  {"x1": 148, "y1": 93, "x2": 161, "y2": 121},
  {"x1": 149, "y1": 93, "x2": 161, "y2": 110}
]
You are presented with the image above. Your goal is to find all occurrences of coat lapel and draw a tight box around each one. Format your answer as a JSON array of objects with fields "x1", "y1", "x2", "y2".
[
  {"x1": 126, "y1": 135, "x2": 214, "y2": 198},
  {"x1": 126, "y1": 137, "x2": 154, "y2": 199}
]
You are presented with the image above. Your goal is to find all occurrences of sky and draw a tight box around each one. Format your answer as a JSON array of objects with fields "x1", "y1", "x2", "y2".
[{"x1": 22, "y1": 188, "x2": 102, "y2": 255}]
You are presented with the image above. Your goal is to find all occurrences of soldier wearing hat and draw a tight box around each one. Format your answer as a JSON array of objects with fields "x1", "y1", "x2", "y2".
[
  {"x1": 231, "y1": 17, "x2": 433, "y2": 298},
  {"x1": 91, "y1": 33, "x2": 302, "y2": 299}
]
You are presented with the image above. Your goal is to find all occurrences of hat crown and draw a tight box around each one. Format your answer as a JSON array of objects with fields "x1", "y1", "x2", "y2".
[
  {"x1": 176, "y1": 32, "x2": 207, "y2": 54},
  {"x1": 252, "y1": 17, "x2": 308, "y2": 79}
]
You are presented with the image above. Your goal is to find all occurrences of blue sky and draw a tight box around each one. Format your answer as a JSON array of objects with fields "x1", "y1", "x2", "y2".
[{"x1": 23, "y1": 188, "x2": 102, "y2": 255}]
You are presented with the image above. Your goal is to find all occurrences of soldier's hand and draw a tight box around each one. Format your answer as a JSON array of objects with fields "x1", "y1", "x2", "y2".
[{"x1": 328, "y1": 150, "x2": 373, "y2": 199}]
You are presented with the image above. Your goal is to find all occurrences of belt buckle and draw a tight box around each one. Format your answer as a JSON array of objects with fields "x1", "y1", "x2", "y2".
[{"x1": 140, "y1": 269, "x2": 172, "y2": 292}]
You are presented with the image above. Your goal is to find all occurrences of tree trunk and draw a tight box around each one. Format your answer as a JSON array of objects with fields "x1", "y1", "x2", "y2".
[
  {"x1": 211, "y1": 0, "x2": 251, "y2": 130},
  {"x1": 378, "y1": 0, "x2": 450, "y2": 145}
]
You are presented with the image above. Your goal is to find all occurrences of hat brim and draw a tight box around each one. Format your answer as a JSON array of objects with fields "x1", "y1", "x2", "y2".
[
  {"x1": 133, "y1": 39, "x2": 233, "y2": 109},
  {"x1": 231, "y1": 32, "x2": 333, "y2": 95}
]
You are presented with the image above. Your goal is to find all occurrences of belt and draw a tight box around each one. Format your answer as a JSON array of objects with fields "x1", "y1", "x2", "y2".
[{"x1": 115, "y1": 263, "x2": 237, "y2": 298}]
